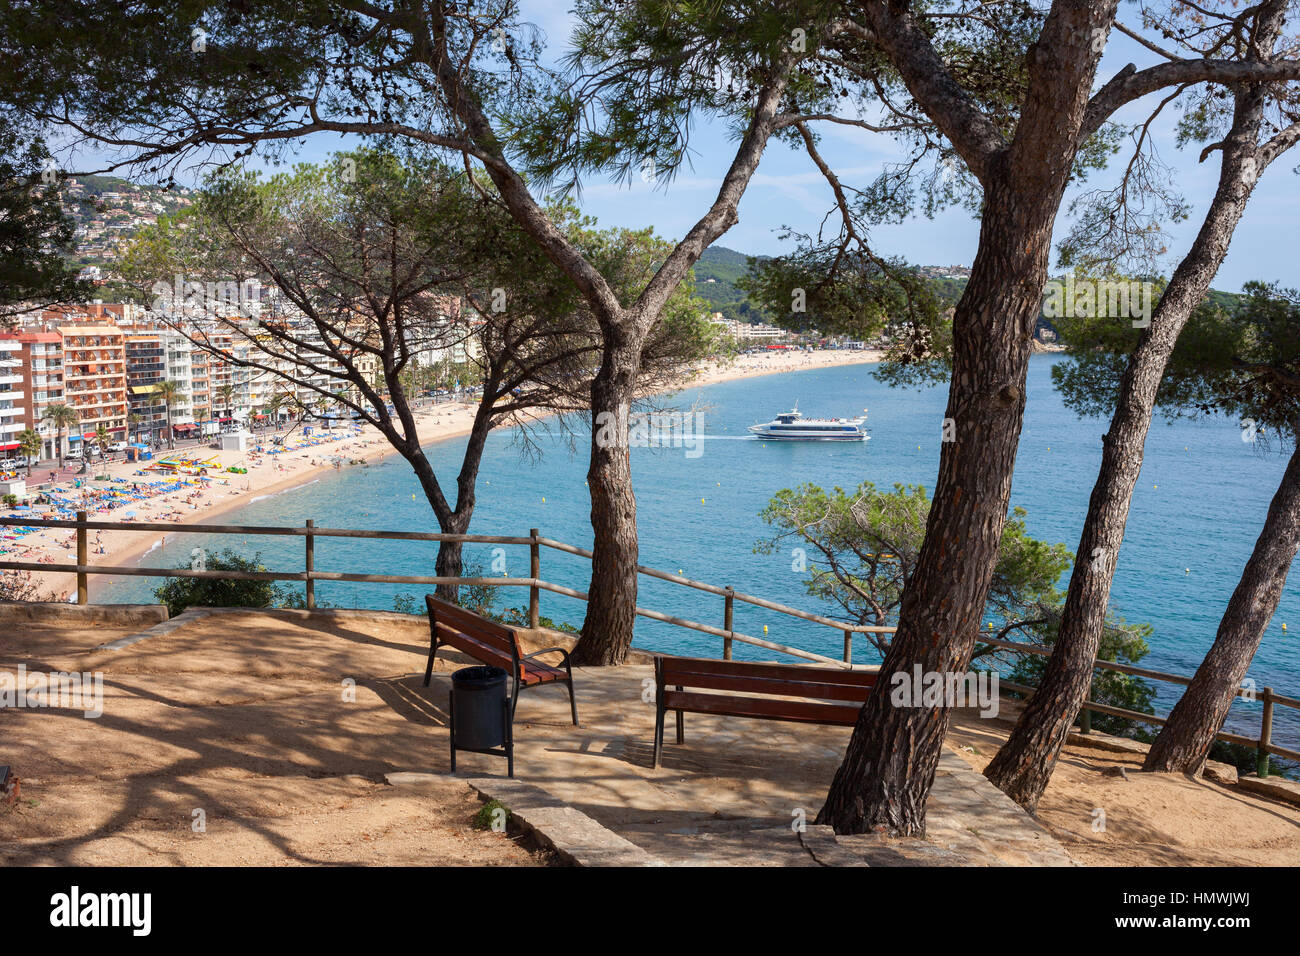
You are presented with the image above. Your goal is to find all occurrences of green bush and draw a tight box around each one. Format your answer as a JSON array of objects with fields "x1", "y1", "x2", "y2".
[
  {"x1": 1208, "y1": 740, "x2": 1297, "y2": 780},
  {"x1": 471, "y1": 799, "x2": 511, "y2": 832},
  {"x1": 153, "y1": 549, "x2": 298, "y2": 616}
]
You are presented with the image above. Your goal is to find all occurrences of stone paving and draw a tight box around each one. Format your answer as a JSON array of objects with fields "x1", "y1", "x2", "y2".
[{"x1": 420, "y1": 652, "x2": 1076, "y2": 866}]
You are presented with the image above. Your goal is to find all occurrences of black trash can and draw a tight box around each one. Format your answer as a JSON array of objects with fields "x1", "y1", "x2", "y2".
[{"x1": 449, "y1": 665, "x2": 513, "y2": 776}]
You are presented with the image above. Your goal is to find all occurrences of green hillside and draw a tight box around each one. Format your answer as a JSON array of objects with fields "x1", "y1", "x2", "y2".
[
  {"x1": 693, "y1": 244, "x2": 1250, "y2": 342},
  {"x1": 692, "y1": 245, "x2": 772, "y2": 322}
]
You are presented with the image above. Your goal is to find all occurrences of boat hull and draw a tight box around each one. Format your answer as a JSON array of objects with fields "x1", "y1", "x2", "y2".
[{"x1": 748, "y1": 428, "x2": 869, "y2": 441}]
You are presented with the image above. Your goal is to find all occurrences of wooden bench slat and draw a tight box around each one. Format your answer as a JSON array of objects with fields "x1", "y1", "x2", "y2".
[
  {"x1": 427, "y1": 595, "x2": 514, "y2": 633},
  {"x1": 433, "y1": 619, "x2": 515, "y2": 657},
  {"x1": 659, "y1": 656, "x2": 877, "y2": 687},
  {"x1": 434, "y1": 625, "x2": 514, "y2": 667},
  {"x1": 520, "y1": 661, "x2": 566, "y2": 684},
  {"x1": 661, "y1": 690, "x2": 862, "y2": 726},
  {"x1": 659, "y1": 670, "x2": 874, "y2": 702}
]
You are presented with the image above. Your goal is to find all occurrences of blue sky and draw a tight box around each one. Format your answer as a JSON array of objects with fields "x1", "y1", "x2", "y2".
[
  {"x1": 65, "y1": 4, "x2": 1298, "y2": 294},
  {"x1": 506, "y1": 4, "x2": 1298, "y2": 294}
]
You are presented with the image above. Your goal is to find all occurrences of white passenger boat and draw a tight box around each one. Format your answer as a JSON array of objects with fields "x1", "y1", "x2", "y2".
[{"x1": 748, "y1": 405, "x2": 869, "y2": 441}]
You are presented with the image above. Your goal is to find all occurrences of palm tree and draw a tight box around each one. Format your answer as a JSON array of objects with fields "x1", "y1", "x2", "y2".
[
  {"x1": 218, "y1": 383, "x2": 236, "y2": 420},
  {"x1": 18, "y1": 428, "x2": 41, "y2": 477},
  {"x1": 264, "y1": 393, "x2": 287, "y2": 430},
  {"x1": 127, "y1": 412, "x2": 141, "y2": 444},
  {"x1": 41, "y1": 403, "x2": 78, "y2": 469},
  {"x1": 155, "y1": 380, "x2": 182, "y2": 449},
  {"x1": 94, "y1": 423, "x2": 110, "y2": 461}
]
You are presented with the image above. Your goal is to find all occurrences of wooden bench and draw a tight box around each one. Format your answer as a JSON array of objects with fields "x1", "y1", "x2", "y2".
[
  {"x1": 423, "y1": 595, "x2": 578, "y2": 725},
  {"x1": 653, "y1": 656, "x2": 877, "y2": 768}
]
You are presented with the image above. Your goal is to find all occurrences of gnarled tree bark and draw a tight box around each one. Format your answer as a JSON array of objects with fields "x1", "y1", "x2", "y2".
[
  {"x1": 572, "y1": 333, "x2": 642, "y2": 664},
  {"x1": 817, "y1": 0, "x2": 1119, "y2": 836}
]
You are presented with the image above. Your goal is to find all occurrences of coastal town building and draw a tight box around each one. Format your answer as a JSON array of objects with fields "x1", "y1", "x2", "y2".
[
  {"x1": 0, "y1": 339, "x2": 24, "y2": 457},
  {"x1": 122, "y1": 328, "x2": 168, "y2": 443},
  {"x1": 709, "y1": 313, "x2": 788, "y2": 342},
  {"x1": 2, "y1": 290, "x2": 472, "y2": 456},
  {"x1": 57, "y1": 323, "x2": 129, "y2": 447},
  {"x1": 0, "y1": 330, "x2": 65, "y2": 459}
]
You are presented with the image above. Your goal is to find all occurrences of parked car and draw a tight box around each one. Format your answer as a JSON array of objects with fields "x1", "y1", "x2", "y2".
[
  {"x1": 108, "y1": 441, "x2": 128, "y2": 453},
  {"x1": 64, "y1": 448, "x2": 83, "y2": 461}
]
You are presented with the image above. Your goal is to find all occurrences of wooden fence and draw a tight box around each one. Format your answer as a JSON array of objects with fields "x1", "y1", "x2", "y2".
[{"x1": 1, "y1": 513, "x2": 1295, "y2": 775}]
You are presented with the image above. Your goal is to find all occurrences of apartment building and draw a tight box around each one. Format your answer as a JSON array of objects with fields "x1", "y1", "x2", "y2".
[
  {"x1": 0, "y1": 339, "x2": 24, "y2": 457},
  {"x1": 123, "y1": 328, "x2": 168, "y2": 442},
  {"x1": 58, "y1": 324, "x2": 129, "y2": 446},
  {"x1": 0, "y1": 330, "x2": 65, "y2": 459}
]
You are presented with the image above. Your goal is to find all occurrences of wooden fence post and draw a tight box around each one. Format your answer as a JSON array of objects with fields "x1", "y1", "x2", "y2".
[
  {"x1": 528, "y1": 528, "x2": 540, "y2": 628},
  {"x1": 305, "y1": 519, "x2": 315, "y2": 610},
  {"x1": 1080, "y1": 676, "x2": 1093, "y2": 735},
  {"x1": 723, "y1": 587, "x2": 734, "y2": 660},
  {"x1": 843, "y1": 629, "x2": 852, "y2": 665},
  {"x1": 76, "y1": 510, "x2": 88, "y2": 605},
  {"x1": 1259, "y1": 686, "x2": 1274, "y2": 778}
]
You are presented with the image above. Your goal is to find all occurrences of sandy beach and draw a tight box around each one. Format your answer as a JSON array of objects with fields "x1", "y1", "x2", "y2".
[{"x1": 2, "y1": 347, "x2": 882, "y2": 602}]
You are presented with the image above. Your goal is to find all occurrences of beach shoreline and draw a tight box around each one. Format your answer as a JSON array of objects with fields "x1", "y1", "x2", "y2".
[{"x1": 2, "y1": 347, "x2": 883, "y2": 602}]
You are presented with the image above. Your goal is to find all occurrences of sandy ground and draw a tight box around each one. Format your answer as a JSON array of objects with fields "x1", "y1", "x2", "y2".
[
  {"x1": 945, "y1": 713, "x2": 1300, "y2": 866},
  {"x1": 6, "y1": 609, "x2": 1298, "y2": 866},
  {"x1": 0, "y1": 347, "x2": 881, "y2": 602},
  {"x1": 0, "y1": 613, "x2": 544, "y2": 865}
]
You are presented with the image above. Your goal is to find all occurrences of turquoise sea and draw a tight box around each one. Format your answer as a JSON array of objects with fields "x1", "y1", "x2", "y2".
[{"x1": 97, "y1": 355, "x2": 1300, "y2": 744}]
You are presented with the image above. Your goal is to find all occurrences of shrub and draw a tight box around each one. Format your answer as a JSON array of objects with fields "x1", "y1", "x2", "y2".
[
  {"x1": 471, "y1": 799, "x2": 511, "y2": 832},
  {"x1": 153, "y1": 549, "x2": 298, "y2": 616}
]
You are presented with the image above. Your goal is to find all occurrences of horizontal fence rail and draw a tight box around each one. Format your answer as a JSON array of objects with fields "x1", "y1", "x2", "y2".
[{"x1": 1, "y1": 514, "x2": 1295, "y2": 774}]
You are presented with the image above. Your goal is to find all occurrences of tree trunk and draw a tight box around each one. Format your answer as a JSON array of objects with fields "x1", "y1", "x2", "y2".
[
  {"x1": 405, "y1": 401, "x2": 494, "y2": 605},
  {"x1": 433, "y1": 514, "x2": 468, "y2": 604},
  {"x1": 983, "y1": 80, "x2": 1273, "y2": 812},
  {"x1": 572, "y1": 335, "x2": 642, "y2": 666},
  {"x1": 435, "y1": 402, "x2": 494, "y2": 604},
  {"x1": 1144, "y1": 442, "x2": 1300, "y2": 773},
  {"x1": 405, "y1": 443, "x2": 461, "y2": 604},
  {"x1": 817, "y1": 172, "x2": 1054, "y2": 835},
  {"x1": 814, "y1": 0, "x2": 1118, "y2": 836}
]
